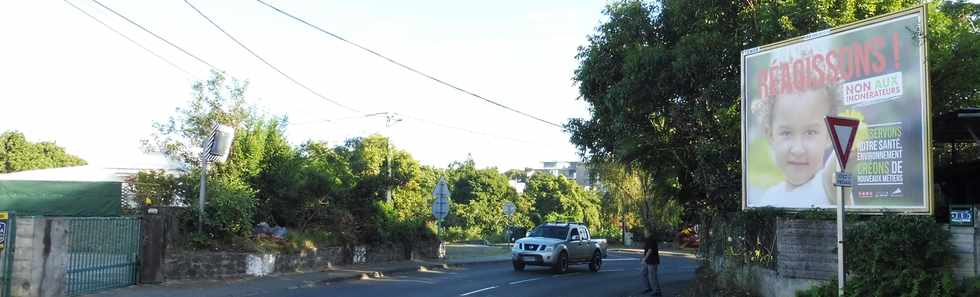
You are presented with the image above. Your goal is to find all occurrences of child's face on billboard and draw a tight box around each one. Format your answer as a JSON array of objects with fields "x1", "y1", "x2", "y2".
[{"x1": 768, "y1": 90, "x2": 831, "y2": 188}]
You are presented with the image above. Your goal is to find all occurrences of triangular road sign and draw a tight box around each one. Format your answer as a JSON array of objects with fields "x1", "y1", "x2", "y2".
[{"x1": 825, "y1": 116, "x2": 861, "y2": 170}]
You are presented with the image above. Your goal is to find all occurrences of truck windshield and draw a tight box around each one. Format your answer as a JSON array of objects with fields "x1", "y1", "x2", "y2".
[{"x1": 529, "y1": 226, "x2": 568, "y2": 239}]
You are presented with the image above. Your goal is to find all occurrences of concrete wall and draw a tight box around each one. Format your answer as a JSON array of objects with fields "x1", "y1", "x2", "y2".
[
  {"x1": 949, "y1": 225, "x2": 977, "y2": 278},
  {"x1": 11, "y1": 217, "x2": 69, "y2": 297}
]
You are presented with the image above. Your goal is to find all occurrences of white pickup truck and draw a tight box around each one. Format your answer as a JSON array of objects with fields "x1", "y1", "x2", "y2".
[{"x1": 511, "y1": 222, "x2": 608, "y2": 273}]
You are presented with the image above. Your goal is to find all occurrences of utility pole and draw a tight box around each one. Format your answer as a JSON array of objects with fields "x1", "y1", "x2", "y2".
[{"x1": 384, "y1": 112, "x2": 402, "y2": 203}]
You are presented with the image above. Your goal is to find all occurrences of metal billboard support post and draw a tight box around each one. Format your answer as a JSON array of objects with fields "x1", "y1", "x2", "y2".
[
  {"x1": 837, "y1": 184, "x2": 845, "y2": 296},
  {"x1": 825, "y1": 116, "x2": 859, "y2": 296}
]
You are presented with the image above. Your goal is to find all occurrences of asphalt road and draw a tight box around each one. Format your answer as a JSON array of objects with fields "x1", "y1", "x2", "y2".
[{"x1": 266, "y1": 252, "x2": 698, "y2": 297}]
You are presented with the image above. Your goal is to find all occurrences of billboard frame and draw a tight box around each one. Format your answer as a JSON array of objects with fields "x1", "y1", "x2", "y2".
[{"x1": 739, "y1": 5, "x2": 933, "y2": 214}]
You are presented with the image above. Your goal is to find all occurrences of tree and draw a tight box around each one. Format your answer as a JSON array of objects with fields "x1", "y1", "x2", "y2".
[
  {"x1": 144, "y1": 71, "x2": 256, "y2": 164},
  {"x1": 0, "y1": 130, "x2": 86, "y2": 173},
  {"x1": 122, "y1": 169, "x2": 184, "y2": 210},
  {"x1": 568, "y1": 0, "x2": 980, "y2": 224},
  {"x1": 524, "y1": 173, "x2": 604, "y2": 229}
]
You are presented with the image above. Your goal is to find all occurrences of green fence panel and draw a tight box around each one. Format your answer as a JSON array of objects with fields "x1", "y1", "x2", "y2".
[
  {"x1": 65, "y1": 217, "x2": 141, "y2": 296},
  {"x1": 0, "y1": 181, "x2": 121, "y2": 216}
]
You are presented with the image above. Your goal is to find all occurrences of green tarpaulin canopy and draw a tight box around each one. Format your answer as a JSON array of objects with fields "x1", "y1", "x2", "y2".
[{"x1": 0, "y1": 180, "x2": 121, "y2": 216}]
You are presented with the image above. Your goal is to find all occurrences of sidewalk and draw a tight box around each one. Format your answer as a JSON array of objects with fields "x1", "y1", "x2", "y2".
[{"x1": 88, "y1": 247, "x2": 511, "y2": 297}]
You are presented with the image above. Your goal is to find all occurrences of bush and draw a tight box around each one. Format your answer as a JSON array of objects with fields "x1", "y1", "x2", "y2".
[
  {"x1": 702, "y1": 208, "x2": 781, "y2": 268},
  {"x1": 205, "y1": 176, "x2": 257, "y2": 237},
  {"x1": 796, "y1": 215, "x2": 959, "y2": 297},
  {"x1": 844, "y1": 215, "x2": 954, "y2": 297}
]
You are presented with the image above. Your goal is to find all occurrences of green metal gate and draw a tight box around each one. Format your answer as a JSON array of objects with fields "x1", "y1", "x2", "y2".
[
  {"x1": 65, "y1": 217, "x2": 141, "y2": 296},
  {"x1": 0, "y1": 212, "x2": 16, "y2": 297}
]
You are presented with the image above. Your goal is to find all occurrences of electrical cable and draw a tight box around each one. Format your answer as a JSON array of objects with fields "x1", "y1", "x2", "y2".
[
  {"x1": 183, "y1": 0, "x2": 362, "y2": 114},
  {"x1": 63, "y1": 0, "x2": 195, "y2": 79},
  {"x1": 90, "y1": 0, "x2": 222, "y2": 72},
  {"x1": 255, "y1": 0, "x2": 563, "y2": 128},
  {"x1": 395, "y1": 113, "x2": 556, "y2": 147}
]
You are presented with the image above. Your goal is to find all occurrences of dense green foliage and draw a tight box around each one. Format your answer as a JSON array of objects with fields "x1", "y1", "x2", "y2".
[
  {"x1": 0, "y1": 131, "x2": 86, "y2": 173},
  {"x1": 568, "y1": 0, "x2": 980, "y2": 225},
  {"x1": 843, "y1": 215, "x2": 955, "y2": 296},
  {"x1": 702, "y1": 208, "x2": 781, "y2": 268},
  {"x1": 137, "y1": 71, "x2": 619, "y2": 250}
]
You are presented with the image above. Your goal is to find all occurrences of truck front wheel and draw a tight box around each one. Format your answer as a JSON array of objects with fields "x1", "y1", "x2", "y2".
[
  {"x1": 589, "y1": 250, "x2": 602, "y2": 272},
  {"x1": 552, "y1": 251, "x2": 568, "y2": 274},
  {"x1": 512, "y1": 260, "x2": 525, "y2": 271}
]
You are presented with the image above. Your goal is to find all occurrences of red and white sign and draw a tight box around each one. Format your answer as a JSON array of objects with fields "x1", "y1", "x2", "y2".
[{"x1": 825, "y1": 116, "x2": 861, "y2": 170}]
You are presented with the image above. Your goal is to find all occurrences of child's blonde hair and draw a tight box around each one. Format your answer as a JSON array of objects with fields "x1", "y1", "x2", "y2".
[
  {"x1": 751, "y1": 43, "x2": 844, "y2": 134},
  {"x1": 753, "y1": 86, "x2": 842, "y2": 136}
]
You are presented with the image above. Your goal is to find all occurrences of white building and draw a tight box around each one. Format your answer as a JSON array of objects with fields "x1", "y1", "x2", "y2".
[{"x1": 526, "y1": 161, "x2": 592, "y2": 188}]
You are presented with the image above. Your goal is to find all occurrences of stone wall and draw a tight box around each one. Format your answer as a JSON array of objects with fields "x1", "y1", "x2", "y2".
[
  {"x1": 273, "y1": 247, "x2": 345, "y2": 272},
  {"x1": 775, "y1": 218, "x2": 836, "y2": 280},
  {"x1": 161, "y1": 241, "x2": 443, "y2": 281},
  {"x1": 163, "y1": 252, "x2": 251, "y2": 280},
  {"x1": 164, "y1": 247, "x2": 345, "y2": 280}
]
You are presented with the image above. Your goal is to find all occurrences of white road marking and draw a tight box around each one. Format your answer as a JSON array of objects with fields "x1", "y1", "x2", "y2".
[
  {"x1": 460, "y1": 285, "x2": 499, "y2": 296},
  {"x1": 601, "y1": 269, "x2": 626, "y2": 272},
  {"x1": 508, "y1": 277, "x2": 544, "y2": 285}
]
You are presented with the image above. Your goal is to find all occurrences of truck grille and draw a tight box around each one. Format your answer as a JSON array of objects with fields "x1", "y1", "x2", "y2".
[{"x1": 523, "y1": 244, "x2": 539, "y2": 251}]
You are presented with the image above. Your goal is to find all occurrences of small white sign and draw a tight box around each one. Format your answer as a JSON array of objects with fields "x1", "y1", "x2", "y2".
[
  {"x1": 842, "y1": 72, "x2": 903, "y2": 106},
  {"x1": 503, "y1": 201, "x2": 516, "y2": 217},
  {"x1": 835, "y1": 171, "x2": 854, "y2": 187}
]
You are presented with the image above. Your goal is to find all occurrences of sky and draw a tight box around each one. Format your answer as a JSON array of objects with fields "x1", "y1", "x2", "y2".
[{"x1": 0, "y1": 0, "x2": 609, "y2": 171}]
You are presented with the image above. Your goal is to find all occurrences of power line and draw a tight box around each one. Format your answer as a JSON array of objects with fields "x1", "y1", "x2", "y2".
[
  {"x1": 395, "y1": 113, "x2": 555, "y2": 147},
  {"x1": 63, "y1": 0, "x2": 195, "y2": 79},
  {"x1": 183, "y1": 0, "x2": 362, "y2": 114},
  {"x1": 291, "y1": 113, "x2": 383, "y2": 126},
  {"x1": 255, "y1": 0, "x2": 563, "y2": 128},
  {"x1": 291, "y1": 111, "x2": 554, "y2": 146},
  {"x1": 90, "y1": 0, "x2": 221, "y2": 71}
]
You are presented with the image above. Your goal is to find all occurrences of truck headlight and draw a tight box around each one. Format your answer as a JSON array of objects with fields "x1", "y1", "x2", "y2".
[{"x1": 543, "y1": 245, "x2": 553, "y2": 252}]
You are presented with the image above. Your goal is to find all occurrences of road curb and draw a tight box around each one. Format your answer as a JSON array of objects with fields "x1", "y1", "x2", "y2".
[
  {"x1": 316, "y1": 258, "x2": 512, "y2": 284},
  {"x1": 608, "y1": 248, "x2": 699, "y2": 259}
]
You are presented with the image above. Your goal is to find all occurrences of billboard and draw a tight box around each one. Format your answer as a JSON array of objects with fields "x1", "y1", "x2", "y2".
[{"x1": 742, "y1": 7, "x2": 931, "y2": 212}]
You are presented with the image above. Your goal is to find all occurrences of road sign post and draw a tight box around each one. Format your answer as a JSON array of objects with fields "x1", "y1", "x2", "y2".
[
  {"x1": 431, "y1": 177, "x2": 451, "y2": 236},
  {"x1": 826, "y1": 116, "x2": 860, "y2": 296},
  {"x1": 503, "y1": 201, "x2": 516, "y2": 242}
]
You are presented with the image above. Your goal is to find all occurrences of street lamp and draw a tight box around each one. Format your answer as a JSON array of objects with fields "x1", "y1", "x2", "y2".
[{"x1": 198, "y1": 124, "x2": 235, "y2": 233}]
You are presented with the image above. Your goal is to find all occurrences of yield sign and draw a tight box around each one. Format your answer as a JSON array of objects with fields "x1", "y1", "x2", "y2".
[
  {"x1": 825, "y1": 116, "x2": 861, "y2": 170},
  {"x1": 431, "y1": 176, "x2": 451, "y2": 220}
]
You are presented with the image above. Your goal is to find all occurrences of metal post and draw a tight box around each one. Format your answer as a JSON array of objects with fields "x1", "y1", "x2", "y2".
[
  {"x1": 621, "y1": 211, "x2": 626, "y2": 246},
  {"x1": 837, "y1": 186, "x2": 846, "y2": 296},
  {"x1": 198, "y1": 159, "x2": 207, "y2": 233},
  {"x1": 386, "y1": 136, "x2": 392, "y2": 203},
  {"x1": 384, "y1": 113, "x2": 399, "y2": 203}
]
